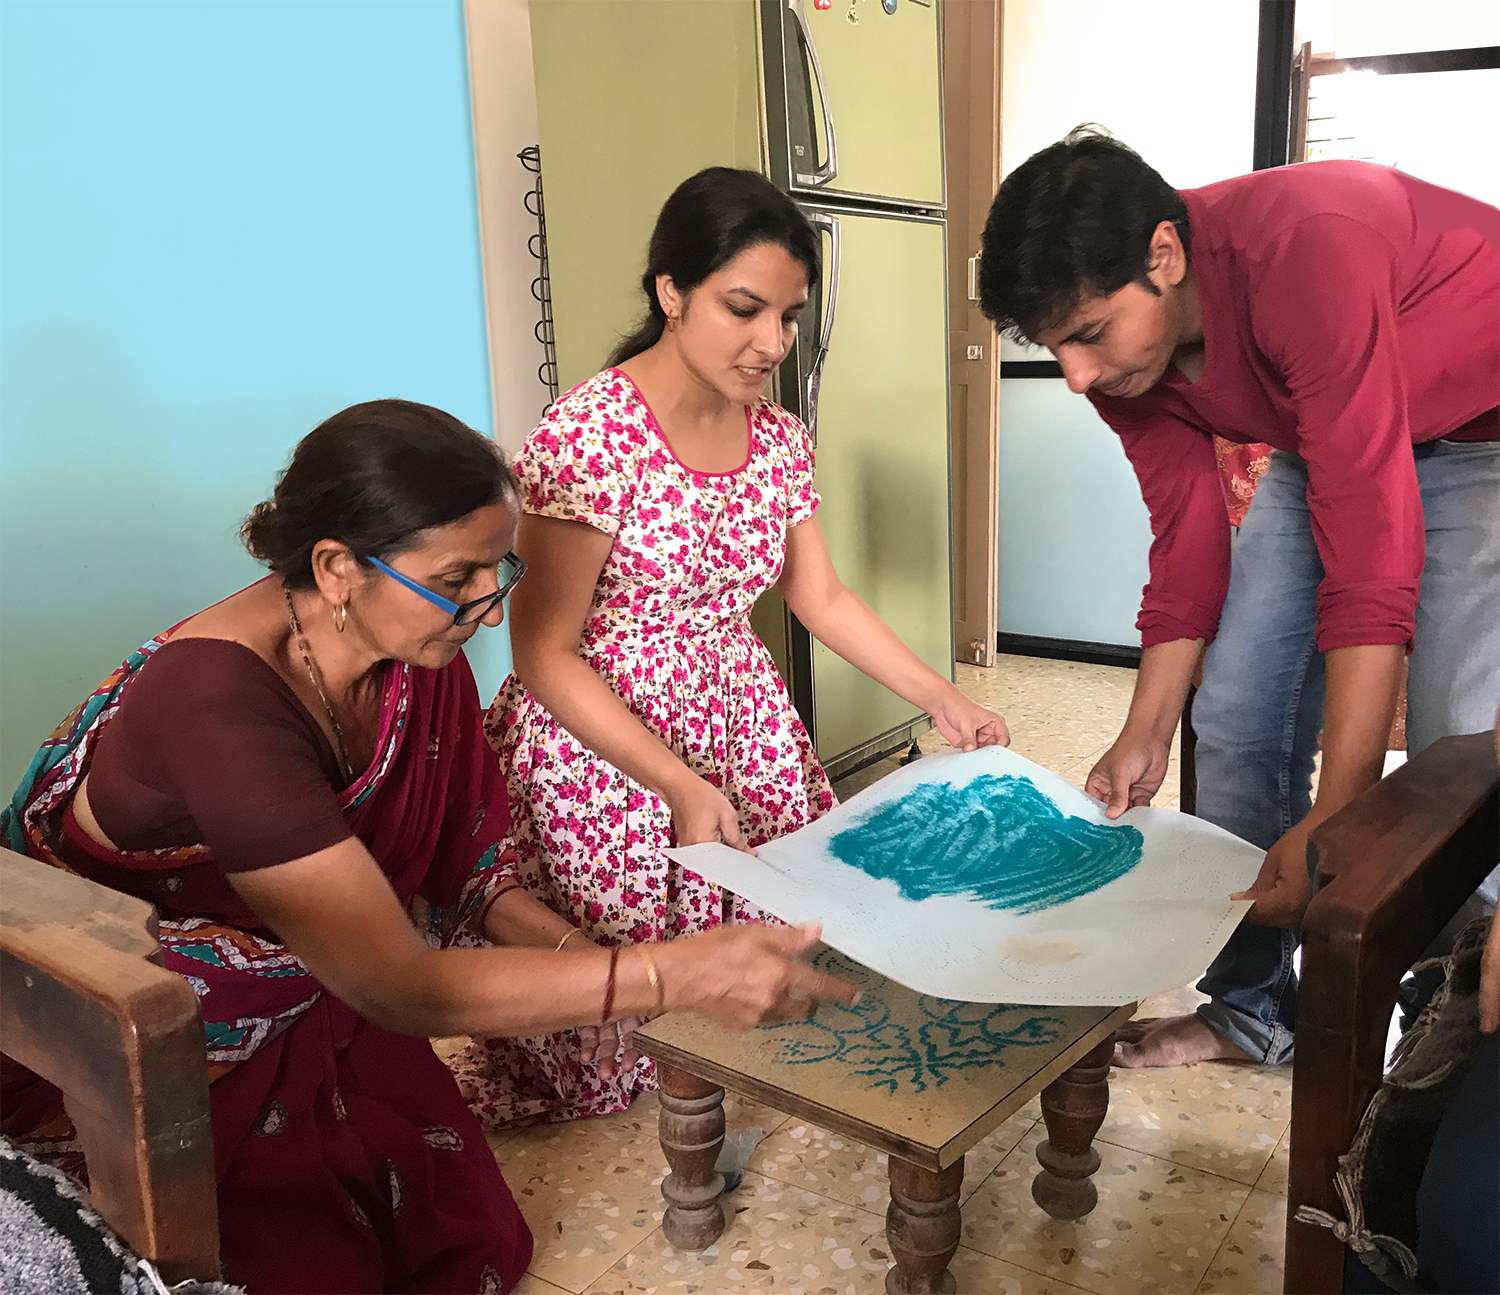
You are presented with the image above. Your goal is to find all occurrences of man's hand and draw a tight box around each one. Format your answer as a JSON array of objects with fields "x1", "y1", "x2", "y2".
[
  {"x1": 1234, "y1": 817, "x2": 1316, "y2": 926},
  {"x1": 1085, "y1": 737, "x2": 1171, "y2": 820},
  {"x1": 1481, "y1": 915, "x2": 1499, "y2": 1035},
  {"x1": 1232, "y1": 644, "x2": 1403, "y2": 929},
  {"x1": 1083, "y1": 639, "x2": 1202, "y2": 818}
]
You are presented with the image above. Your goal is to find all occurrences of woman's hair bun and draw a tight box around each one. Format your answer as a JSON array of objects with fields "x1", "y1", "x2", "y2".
[{"x1": 242, "y1": 399, "x2": 518, "y2": 589}]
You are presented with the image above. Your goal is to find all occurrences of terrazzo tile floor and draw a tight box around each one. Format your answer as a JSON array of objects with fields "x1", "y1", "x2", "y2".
[{"x1": 459, "y1": 657, "x2": 1291, "y2": 1295}]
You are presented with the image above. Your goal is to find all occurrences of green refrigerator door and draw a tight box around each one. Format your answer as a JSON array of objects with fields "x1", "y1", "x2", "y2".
[
  {"x1": 801, "y1": 209, "x2": 952, "y2": 763},
  {"x1": 763, "y1": 0, "x2": 945, "y2": 209}
]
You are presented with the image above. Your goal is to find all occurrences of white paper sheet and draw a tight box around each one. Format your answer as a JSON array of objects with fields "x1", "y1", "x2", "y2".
[{"x1": 667, "y1": 747, "x2": 1261, "y2": 1005}]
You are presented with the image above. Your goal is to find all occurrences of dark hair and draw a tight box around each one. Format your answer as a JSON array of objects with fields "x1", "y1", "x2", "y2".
[
  {"x1": 607, "y1": 167, "x2": 822, "y2": 368},
  {"x1": 978, "y1": 125, "x2": 1190, "y2": 343},
  {"x1": 242, "y1": 399, "x2": 518, "y2": 589}
]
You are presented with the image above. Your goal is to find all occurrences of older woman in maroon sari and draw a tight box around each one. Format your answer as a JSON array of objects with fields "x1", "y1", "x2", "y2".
[{"x1": 0, "y1": 400, "x2": 854, "y2": 1294}]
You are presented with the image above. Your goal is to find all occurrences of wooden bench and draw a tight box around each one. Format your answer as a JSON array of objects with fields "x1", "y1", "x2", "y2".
[{"x1": 0, "y1": 846, "x2": 220, "y2": 1283}]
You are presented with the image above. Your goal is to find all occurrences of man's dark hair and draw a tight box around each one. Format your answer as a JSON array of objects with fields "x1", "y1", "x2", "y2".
[{"x1": 978, "y1": 125, "x2": 1190, "y2": 343}]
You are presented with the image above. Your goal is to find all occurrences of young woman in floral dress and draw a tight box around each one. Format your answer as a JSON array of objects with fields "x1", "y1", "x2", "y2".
[{"x1": 455, "y1": 168, "x2": 1008, "y2": 1127}]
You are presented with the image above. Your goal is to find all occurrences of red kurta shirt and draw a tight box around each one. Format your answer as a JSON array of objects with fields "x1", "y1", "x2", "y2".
[{"x1": 1088, "y1": 161, "x2": 1499, "y2": 652}]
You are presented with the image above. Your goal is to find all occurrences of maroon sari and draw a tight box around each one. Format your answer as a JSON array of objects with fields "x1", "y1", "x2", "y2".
[{"x1": 1, "y1": 628, "x2": 533, "y2": 1294}]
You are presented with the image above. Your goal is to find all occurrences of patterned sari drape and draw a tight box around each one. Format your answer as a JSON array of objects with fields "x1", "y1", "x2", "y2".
[{"x1": 0, "y1": 630, "x2": 532, "y2": 1292}]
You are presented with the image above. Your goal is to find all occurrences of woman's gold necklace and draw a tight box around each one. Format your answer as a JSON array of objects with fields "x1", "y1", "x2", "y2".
[{"x1": 283, "y1": 586, "x2": 355, "y2": 783}]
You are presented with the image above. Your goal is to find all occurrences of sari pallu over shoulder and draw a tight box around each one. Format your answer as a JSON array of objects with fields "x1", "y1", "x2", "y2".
[
  {"x1": 0, "y1": 632, "x2": 519, "y2": 1074},
  {"x1": 2, "y1": 634, "x2": 537, "y2": 1292}
]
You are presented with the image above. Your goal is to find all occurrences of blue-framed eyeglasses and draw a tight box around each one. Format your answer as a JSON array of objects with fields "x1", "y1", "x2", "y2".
[{"x1": 363, "y1": 552, "x2": 527, "y2": 627}]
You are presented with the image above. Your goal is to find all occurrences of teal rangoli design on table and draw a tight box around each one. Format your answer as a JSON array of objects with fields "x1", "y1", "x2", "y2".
[{"x1": 758, "y1": 950, "x2": 1068, "y2": 1095}]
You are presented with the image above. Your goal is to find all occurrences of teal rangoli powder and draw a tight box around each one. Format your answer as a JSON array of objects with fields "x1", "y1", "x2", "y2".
[{"x1": 828, "y1": 774, "x2": 1143, "y2": 914}]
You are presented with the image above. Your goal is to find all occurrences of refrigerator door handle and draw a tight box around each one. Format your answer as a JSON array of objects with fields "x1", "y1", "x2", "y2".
[
  {"x1": 804, "y1": 211, "x2": 841, "y2": 444},
  {"x1": 787, "y1": 0, "x2": 838, "y2": 187}
]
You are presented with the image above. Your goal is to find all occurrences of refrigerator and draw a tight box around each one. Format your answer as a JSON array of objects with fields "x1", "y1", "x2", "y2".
[{"x1": 527, "y1": 0, "x2": 952, "y2": 781}]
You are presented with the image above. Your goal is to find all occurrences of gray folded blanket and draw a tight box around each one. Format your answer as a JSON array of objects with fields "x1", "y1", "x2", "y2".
[{"x1": 0, "y1": 1137, "x2": 242, "y2": 1295}]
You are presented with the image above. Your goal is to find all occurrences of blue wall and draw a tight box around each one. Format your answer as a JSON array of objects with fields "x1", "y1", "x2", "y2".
[
  {"x1": 0, "y1": 0, "x2": 512, "y2": 790},
  {"x1": 996, "y1": 378, "x2": 1152, "y2": 646}
]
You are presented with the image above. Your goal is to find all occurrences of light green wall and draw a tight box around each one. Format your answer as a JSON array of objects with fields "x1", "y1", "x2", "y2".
[{"x1": 529, "y1": 0, "x2": 763, "y2": 387}]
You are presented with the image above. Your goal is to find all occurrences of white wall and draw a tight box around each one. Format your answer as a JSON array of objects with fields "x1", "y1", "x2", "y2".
[
  {"x1": 994, "y1": 1, "x2": 1260, "y2": 647},
  {"x1": 1296, "y1": 0, "x2": 1500, "y2": 57},
  {"x1": 1296, "y1": 0, "x2": 1500, "y2": 211},
  {"x1": 466, "y1": 0, "x2": 553, "y2": 454},
  {"x1": 461, "y1": 0, "x2": 552, "y2": 697},
  {"x1": 1000, "y1": 1, "x2": 1261, "y2": 190}
]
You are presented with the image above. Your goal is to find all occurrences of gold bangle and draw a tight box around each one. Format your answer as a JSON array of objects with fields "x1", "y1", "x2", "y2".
[
  {"x1": 554, "y1": 928, "x2": 585, "y2": 953},
  {"x1": 640, "y1": 946, "x2": 665, "y2": 1015}
]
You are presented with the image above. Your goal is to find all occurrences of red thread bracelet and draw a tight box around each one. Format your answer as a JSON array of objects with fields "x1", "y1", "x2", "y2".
[{"x1": 601, "y1": 946, "x2": 620, "y2": 1024}]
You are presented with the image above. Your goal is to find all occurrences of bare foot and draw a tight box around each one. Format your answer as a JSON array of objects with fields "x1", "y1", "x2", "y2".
[
  {"x1": 1112, "y1": 1014, "x2": 1252, "y2": 1068},
  {"x1": 1113, "y1": 1017, "x2": 1165, "y2": 1045}
]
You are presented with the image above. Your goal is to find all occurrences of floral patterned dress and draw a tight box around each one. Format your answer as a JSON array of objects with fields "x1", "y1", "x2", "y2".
[{"x1": 452, "y1": 369, "x2": 837, "y2": 1128}]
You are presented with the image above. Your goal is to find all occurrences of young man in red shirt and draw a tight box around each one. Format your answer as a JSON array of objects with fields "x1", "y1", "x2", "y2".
[{"x1": 979, "y1": 127, "x2": 1499, "y2": 1068}]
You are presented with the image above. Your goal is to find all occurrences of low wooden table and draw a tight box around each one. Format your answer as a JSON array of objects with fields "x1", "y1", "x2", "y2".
[{"x1": 635, "y1": 948, "x2": 1134, "y2": 1294}]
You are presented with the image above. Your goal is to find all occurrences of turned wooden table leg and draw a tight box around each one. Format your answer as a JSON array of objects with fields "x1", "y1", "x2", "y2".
[
  {"x1": 656, "y1": 1063, "x2": 727, "y2": 1251},
  {"x1": 885, "y1": 1156, "x2": 963, "y2": 1294},
  {"x1": 1032, "y1": 1034, "x2": 1113, "y2": 1220}
]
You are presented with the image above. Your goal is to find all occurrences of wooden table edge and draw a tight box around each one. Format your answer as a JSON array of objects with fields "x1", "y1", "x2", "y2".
[{"x1": 639, "y1": 1000, "x2": 1138, "y2": 1173}]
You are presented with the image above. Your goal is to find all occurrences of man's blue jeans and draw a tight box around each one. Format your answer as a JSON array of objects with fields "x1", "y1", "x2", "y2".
[{"x1": 1190, "y1": 441, "x2": 1500, "y2": 1066}]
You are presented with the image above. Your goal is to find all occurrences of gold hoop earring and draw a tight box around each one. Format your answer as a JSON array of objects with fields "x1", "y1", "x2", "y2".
[
  {"x1": 335, "y1": 602, "x2": 348, "y2": 633},
  {"x1": 666, "y1": 315, "x2": 678, "y2": 332}
]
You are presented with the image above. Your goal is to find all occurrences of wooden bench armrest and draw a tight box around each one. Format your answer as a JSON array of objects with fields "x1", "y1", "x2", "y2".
[
  {"x1": 0, "y1": 846, "x2": 220, "y2": 1282},
  {"x1": 1284, "y1": 733, "x2": 1499, "y2": 1294}
]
